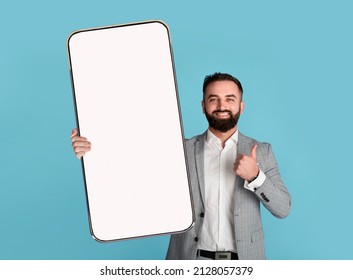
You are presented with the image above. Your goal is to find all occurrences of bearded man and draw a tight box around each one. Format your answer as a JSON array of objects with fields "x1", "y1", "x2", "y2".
[{"x1": 165, "y1": 72, "x2": 291, "y2": 260}]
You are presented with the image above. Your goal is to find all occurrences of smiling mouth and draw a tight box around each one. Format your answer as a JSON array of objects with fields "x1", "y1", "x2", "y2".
[{"x1": 213, "y1": 111, "x2": 231, "y2": 118}]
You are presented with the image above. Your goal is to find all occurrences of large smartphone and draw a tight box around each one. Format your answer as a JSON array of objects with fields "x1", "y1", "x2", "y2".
[{"x1": 67, "y1": 20, "x2": 194, "y2": 242}]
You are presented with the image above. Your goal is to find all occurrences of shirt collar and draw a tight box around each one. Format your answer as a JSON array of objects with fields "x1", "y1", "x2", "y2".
[{"x1": 206, "y1": 129, "x2": 238, "y2": 145}]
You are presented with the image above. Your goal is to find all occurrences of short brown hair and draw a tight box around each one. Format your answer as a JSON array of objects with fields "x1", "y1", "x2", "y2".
[{"x1": 202, "y1": 72, "x2": 243, "y2": 100}]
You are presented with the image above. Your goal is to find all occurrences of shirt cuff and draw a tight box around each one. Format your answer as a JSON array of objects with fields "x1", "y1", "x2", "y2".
[{"x1": 243, "y1": 169, "x2": 266, "y2": 192}]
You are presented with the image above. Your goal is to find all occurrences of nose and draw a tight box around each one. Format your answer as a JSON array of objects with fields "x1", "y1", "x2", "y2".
[{"x1": 217, "y1": 99, "x2": 226, "y2": 110}]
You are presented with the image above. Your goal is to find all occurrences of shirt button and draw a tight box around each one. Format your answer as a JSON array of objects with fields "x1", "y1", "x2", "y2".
[
  {"x1": 194, "y1": 237, "x2": 199, "y2": 242},
  {"x1": 200, "y1": 212, "x2": 205, "y2": 218}
]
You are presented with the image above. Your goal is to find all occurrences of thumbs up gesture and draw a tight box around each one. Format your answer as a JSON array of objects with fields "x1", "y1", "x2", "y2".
[{"x1": 233, "y1": 144, "x2": 260, "y2": 182}]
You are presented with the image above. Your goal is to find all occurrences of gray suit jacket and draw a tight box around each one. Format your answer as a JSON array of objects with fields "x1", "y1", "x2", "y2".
[{"x1": 166, "y1": 131, "x2": 291, "y2": 260}]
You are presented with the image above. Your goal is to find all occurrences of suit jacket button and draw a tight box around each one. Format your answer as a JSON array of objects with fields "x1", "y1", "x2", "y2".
[
  {"x1": 200, "y1": 212, "x2": 205, "y2": 218},
  {"x1": 194, "y1": 237, "x2": 199, "y2": 242}
]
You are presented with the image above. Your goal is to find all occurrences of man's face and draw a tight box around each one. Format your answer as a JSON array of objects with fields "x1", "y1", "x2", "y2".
[{"x1": 202, "y1": 80, "x2": 244, "y2": 133}]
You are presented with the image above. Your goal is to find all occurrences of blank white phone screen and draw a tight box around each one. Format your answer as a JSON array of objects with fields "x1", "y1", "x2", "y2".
[{"x1": 67, "y1": 21, "x2": 194, "y2": 242}]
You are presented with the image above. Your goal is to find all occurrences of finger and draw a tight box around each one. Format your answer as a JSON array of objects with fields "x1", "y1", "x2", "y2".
[
  {"x1": 71, "y1": 136, "x2": 88, "y2": 143},
  {"x1": 233, "y1": 158, "x2": 242, "y2": 170},
  {"x1": 250, "y1": 144, "x2": 257, "y2": 158},
  {"x1": 233, "y1": 161, "x2": 238, "y2": 169},
  {"x1": 76, "y1": 151, "x2": 86, "y2": 159},
  {"x1": 74, "y1": 146, "x2": 91, "y2": 154},
  {"x1": 72, "y1": 141, "x2": 91, "y2": 148},
  {"x1": 233, "y1": 165, "x2": 242, "y2": 175},
  {"x1": 233, "y1": 165, "x2": 239, "y2": 173},
  {"x1": 71, "y1": 128, "x2": 78, "y2": 138}
]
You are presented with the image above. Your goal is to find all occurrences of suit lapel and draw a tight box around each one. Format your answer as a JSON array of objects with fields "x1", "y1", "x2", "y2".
[
  {"x1": 234, "y1": 132, "x2": 250, "y2": 207},
  {"x1": 237, "y1": 132, "x2": 249, "y2": 158},
  {"x1": 194, "y1": 132, "x2": 206, "y2": 209}
]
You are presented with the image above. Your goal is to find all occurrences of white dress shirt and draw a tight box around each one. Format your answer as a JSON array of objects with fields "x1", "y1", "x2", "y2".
[{"x1": 198, "y1": 129, "x2": 266, "y2": 252}]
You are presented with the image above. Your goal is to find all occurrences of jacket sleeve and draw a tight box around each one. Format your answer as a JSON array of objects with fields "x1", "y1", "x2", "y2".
[{"x1": 254, "y1": 143, "x2": 291, "y2": 218}]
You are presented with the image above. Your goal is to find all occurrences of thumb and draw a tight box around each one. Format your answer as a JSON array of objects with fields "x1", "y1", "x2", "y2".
[
  {"x1": 250, "y1": 144, "x2": 257, "y2": 158},
  {"x1": 71, "y1": 128, "x2": 78, "y2": 138}
]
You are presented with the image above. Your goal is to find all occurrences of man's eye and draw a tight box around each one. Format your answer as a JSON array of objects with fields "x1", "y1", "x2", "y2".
[{"x1": 227, "y1": 98, "x2": 235, "y2": 102}]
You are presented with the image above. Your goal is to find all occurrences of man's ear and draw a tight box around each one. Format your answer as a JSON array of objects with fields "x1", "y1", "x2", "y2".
[{"x1": 240, "y1": 101, "x2": 245, "y2": 114}]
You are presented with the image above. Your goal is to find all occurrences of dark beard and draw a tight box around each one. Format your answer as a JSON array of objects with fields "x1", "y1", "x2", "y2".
[{"x1": 205, "y1": 110, "x2": 240, "y2": 133}]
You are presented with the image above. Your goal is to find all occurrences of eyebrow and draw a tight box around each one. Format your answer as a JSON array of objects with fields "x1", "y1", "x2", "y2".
[{"x1": 207, "y1": 94, "x2": 237, "y2": 99}]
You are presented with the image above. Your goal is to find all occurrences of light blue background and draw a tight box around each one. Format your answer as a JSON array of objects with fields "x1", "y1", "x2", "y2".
[{"x1": 1, "y1": 0, "x2": 352, "y2": 259}]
